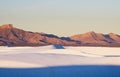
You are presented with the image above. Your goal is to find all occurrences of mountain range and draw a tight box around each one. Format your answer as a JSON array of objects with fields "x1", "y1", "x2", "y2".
[{"x1": 0, "y1": 24, "x2": 120, "y2": 47}]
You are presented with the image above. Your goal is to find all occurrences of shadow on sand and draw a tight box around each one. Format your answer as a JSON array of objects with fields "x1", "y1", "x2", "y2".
[
  {"x1": 0, "y1": 65, "x2": 120, "y2": 77},
  {"x1": 53, "y1": 45, "x2": 65, "y2": 49}
]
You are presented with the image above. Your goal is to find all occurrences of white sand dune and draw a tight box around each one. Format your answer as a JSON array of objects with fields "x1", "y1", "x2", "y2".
[
  {"x1": 0, "y1": 60, "x2": 43, "y2": 68},
  {"x1": 0, "y1": 45, "x2": 120, "y2": 68}
]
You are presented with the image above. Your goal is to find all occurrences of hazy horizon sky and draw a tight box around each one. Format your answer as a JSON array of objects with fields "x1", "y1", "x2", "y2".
[{"x1": 0, "y1": 0, "x2": 120, "y2": 36}]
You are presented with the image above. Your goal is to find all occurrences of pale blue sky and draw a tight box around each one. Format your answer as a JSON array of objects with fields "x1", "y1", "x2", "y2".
[{"x1": 0, "y1": 0, "x2": 120, "y2": 36}]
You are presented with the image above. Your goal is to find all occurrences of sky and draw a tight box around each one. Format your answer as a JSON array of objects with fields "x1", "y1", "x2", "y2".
[{"x1": 0, "y1": 0, "x2": 120, "y2": 36}]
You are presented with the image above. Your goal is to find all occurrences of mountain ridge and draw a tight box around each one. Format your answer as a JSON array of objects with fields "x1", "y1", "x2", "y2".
[{"x1": 0, "y1": 24, "x2": 120, "y2": 47}]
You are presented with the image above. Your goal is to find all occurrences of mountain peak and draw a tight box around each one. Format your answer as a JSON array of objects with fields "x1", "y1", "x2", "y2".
[
  {"x1": 84, "y1": 31, "x2": 98, "y2": 36},
  {"x1": 0, "y1": 24, "x2": 14, "y2": 29},
  {"x1": 109, "y1": 33, "x2": 117, "y2": 36},
  {"x1": 86, "y1": 31, "x2": 96, "y2": 34},
  {"x1": 88, "y1": 31, "x2": 95, "y2": 33}
]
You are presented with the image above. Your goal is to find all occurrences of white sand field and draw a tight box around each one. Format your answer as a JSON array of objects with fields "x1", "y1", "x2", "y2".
[{"x1": 0, "y1": 45, "x2": 120, "y2": 68}]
